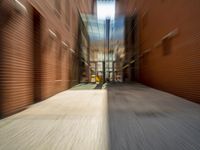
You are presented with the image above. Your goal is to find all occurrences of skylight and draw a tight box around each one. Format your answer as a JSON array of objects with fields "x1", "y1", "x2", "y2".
[{"x1": 97, "y1": 0, "x2": 116, "y2": 20}]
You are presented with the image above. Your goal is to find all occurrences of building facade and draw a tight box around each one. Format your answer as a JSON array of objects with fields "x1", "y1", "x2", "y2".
[{"x1": 0, "y1": 0, "x2": 93, "y2": 117}]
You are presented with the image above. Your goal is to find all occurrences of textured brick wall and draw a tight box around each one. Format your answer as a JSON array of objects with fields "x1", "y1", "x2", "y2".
[
  {"x1": 0, "y1": 0, "x2": 34, "y2": 117},
  {"x1": 137, "y1": 0, "x2": 200, "y2": 103},
  {"x1": 119, "y1": 0, "x2": 200, "y2": 103},
  {"x1": 116, "y1": 0, "x2": 136, "y2": 16},
  {"x1": 0, "y1": 0, "x2": 92, "y2": 117}
]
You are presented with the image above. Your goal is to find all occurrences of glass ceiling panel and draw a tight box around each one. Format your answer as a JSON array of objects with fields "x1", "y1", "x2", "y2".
[{"x1": 97, "y1": 0, "x2": 116, "y2": 20}]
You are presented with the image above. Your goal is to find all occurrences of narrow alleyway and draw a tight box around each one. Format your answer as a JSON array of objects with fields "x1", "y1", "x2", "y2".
[
  {"x1": 0, "y1": 84, "x2": 200, "y2": 150},
  {"x1": 0, "y1": 0, "x2": 200, "y2": 149}
]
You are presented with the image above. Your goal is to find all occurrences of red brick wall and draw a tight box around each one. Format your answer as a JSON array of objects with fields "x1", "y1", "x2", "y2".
[
  {"x1": 116, "y1": 0, "x2": 136, "y2": 16},
  {"x1": 119, "y1": 0, "x2": 200, "y2": 103},
  {"x1": 137, "y1": 0, "x2": 200, "y2": 103},
  {"x1": 0, "y1": 0, "x2": 93, "y2": 117},
  {"x1": 0, "y1": 0, "x2": 34, "y2": 117}
]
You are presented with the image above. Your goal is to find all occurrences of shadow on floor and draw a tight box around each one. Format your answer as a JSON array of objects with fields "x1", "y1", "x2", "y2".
[
  {"x1": 107, "y1": 83, "x2": 200, "y2": 150},
  {"x1": 94, "y1": 84, "x2": 103, "y2": 89}
]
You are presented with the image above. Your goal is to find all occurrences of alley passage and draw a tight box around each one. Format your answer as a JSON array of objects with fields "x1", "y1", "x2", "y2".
[{"x1": 0, "y1": 83, "x2": 200, "y2": 150}]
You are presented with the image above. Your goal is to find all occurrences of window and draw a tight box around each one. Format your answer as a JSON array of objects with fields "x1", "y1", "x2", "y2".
[
  {"x1": 56, "y1": 45, "x2": 62, "y2": 80},
  {"x1": 55, "y1": 34, "x2": 62, "y2": 80}
]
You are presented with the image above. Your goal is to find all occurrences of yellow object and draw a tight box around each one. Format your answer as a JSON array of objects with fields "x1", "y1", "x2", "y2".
[
  {"x1": 96, "y1": 75, "x2": 102, "y2": 84},
  {"x1": 96, "y1": 76, "x2": 100, "y2": 82}
]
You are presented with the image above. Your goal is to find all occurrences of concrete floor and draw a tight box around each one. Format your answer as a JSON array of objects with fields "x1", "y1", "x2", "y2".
[{"x1": 0, "y1": 83, "x2": 200, "y2": 150}]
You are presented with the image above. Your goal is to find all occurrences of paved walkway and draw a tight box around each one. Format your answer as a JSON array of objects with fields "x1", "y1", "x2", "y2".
[{"x1": 0, "y1": 83, "x2": 200, "y2": 150}]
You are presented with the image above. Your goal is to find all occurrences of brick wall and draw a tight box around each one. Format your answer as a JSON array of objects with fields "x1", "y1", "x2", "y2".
[
  {"x1": 0, "y1": 0, "x2": 34, "y2": 117},
  {"x1": 0, "y1": 0, "x2": 93, "y2": 117},
  {"x1": 118, "y1": 0, "x2": 200, "y2": 103}
]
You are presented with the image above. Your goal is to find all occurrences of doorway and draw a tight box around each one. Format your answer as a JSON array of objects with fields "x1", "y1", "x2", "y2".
[{"x1": 33, "y1": 8, "x2": 42, "y2": 102}]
